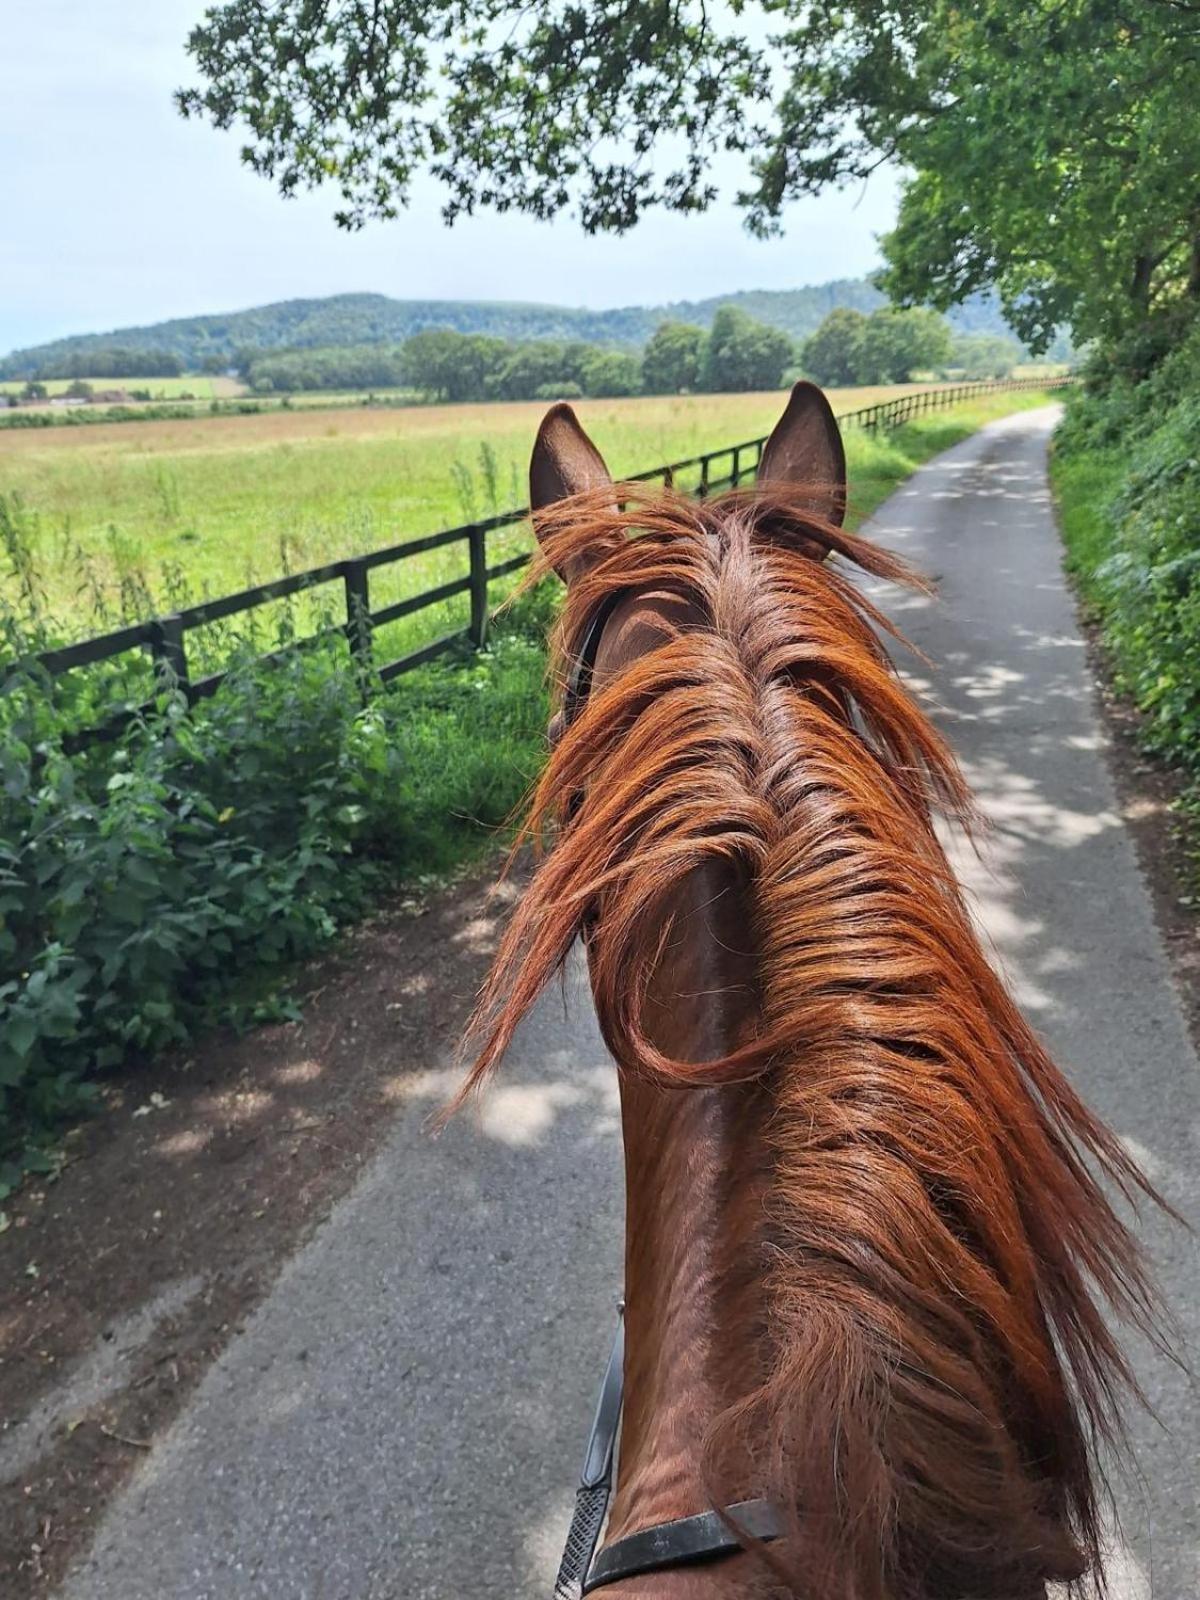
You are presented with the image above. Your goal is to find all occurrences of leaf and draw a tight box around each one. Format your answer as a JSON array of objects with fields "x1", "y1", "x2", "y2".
[{"x1": 5, "y1": 1015, "x2": 38, "y2": 1060}]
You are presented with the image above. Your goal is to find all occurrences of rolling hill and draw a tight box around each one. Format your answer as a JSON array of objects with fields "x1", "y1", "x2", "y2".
[{"x1": 0, "y1": 281, "x2": 1019, "y2": 379}]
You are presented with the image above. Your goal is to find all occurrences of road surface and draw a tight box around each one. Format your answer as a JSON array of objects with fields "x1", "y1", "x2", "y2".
[{"x1": 63, "y1": 408, "x2": 1198, "y2": 1598}]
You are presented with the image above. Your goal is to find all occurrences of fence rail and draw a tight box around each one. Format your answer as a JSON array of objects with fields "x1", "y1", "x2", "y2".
[{"x1": 8, "y1": 376, "x2": 1073, "y2": 746}]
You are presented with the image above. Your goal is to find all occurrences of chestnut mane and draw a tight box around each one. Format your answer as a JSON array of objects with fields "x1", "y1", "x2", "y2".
[{"x1": 460, "y1": 483, "x2": 1159, "y2": 1599}]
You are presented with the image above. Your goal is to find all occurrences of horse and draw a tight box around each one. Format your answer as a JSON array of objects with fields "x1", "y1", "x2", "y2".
[{"x1": 451, "y1": 385, "x2": 1161, "y2": 1598}]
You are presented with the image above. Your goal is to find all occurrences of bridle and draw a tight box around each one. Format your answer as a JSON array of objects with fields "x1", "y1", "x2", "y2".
[
  {"x1": 559, "y1": 585, "x2": 632, "y2": 750},
  {"x1": 551, "y1": 587, "x2": 783, "y2": 1598},
  {"x1": 553, "y1": 1304, "x2": 783, "y2": 1597}
]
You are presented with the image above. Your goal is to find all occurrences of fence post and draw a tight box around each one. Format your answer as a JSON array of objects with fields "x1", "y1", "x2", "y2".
[
  {"x1": 344, "y1": 557, "x2": 372, "y2": 685},
  {"x1": 698, "y1": 455, "x2": 711, "y2": 500},
  {"x1": 149, "y1": 614, "x2": 190, "y2": 702},
  {"x1": 731, "y1": 445, "x2": 741, "y2": 488},
  {"x1": 468, "y1": 525, "x2": 489, "y2": 649}
]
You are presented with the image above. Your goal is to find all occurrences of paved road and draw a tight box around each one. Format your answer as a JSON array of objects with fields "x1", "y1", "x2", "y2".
[{"x1": 64, "y1": 409, "x2": 1198, "y2": 1599}]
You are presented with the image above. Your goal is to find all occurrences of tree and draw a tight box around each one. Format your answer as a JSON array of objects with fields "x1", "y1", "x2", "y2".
[
  {"x1": 642, "y1": 322, "x2": 705, "y2": 394},
  {"x1": 801, "y1": 310, "x2": 868, "y2": 387},
  {"x1": 950, "y1": 334, "x2": 1023, "y2": 380},
  {"x1": 579, "y1": 349, "x2": 642, "y2": 398},
  {"x1": 401, "y1": 330, "x2": 507, "y2": 402},
  {"x1": 853, "y1": 310, "x2": 953, "y2": 384},
  {"x1": 701, "y1": 308, "x2": 793, "y2": 393},
  {"x1": 37, "y1": 348, "x2": 184, "y2": 380},
  {"x1": 486, "y1": 340, "x2": 580, "y2": 401},
  {"x1": 246, "y1": 344, "x2": 411, "y2": 392},
  {"x1": 178, "y1": 2, "x2": 1200, "y2": 353},
  {"x1": 21, "y1": 381, "x2": 47, "y2": 401}
]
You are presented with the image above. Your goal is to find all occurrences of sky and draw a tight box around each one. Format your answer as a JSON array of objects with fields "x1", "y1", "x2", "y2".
[{"x1": 0, "y1": 1, "x2": 901, "y2": 358}]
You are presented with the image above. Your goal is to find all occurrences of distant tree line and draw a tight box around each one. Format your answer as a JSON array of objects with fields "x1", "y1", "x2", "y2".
[
  {"x1": 2, "y1": 280, "x2": 1035, "y2": 379},
  {"x1": 6, "y1": 305, "x2": 1030, "y2": 405},
  {"x1": 239, "y1": 307, "x2": 796, "y2": 399},
  {"x1": 23, "y1": 348, "x2": 185, "y2": 380},
  {"x1": 238, "y1": 303, "x2": 1025, "y2": 401}
]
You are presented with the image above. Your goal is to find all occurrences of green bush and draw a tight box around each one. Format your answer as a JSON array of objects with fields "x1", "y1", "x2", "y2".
[
  {"x1": 0, "y1": 582, "x2": 551, "y2": 1183},
  {"x1": 1055, "y1": 320, "x2": 1200, "y2": 770}
]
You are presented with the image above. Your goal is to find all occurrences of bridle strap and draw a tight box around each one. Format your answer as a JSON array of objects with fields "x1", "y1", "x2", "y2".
[
  {"x1": 583, "y1": 1498, "x2": 783, "y2": 1594},
  {"x1": 552, "y1": 1303, "x2": 782, "y2": 1598},
  {"x1": 560, "y1": 586, "x2": 636, "y2": 735},
  {"x1": 560, "y1": 585, "x2": 637, "y2": 833},
  {"x1": 553, "y1": 1306, "x2": 625, "y2": 1600}
]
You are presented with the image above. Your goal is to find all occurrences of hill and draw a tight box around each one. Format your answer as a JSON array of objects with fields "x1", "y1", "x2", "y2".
[{"x1": 0, "y1": 282, "x2": 1018, "y2": 378}]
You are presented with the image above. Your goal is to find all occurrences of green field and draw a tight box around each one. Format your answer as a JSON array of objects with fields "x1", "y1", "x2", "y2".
[
  {"x1": 0, "y1": 374, "x2": 241, "y2": 400},
  {"x1": 0, "y1": 385, "x2": 1058, "y2": 668}
]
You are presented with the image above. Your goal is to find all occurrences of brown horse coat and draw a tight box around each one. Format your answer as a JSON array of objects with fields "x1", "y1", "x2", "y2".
[{"x1": 455, "y1": 387, "x2": 1162, "y2": 1599}]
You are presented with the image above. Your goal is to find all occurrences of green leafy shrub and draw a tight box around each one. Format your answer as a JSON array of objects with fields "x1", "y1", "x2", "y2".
[
  {"x1": 0, "y1": 580, "x2": 551, "y2": 1183},
  {"x1": 1055, "y1": 321, "x2": 1200, "y2": 771}
]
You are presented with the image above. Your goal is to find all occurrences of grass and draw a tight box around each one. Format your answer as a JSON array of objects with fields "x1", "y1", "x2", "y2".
[
  {"x1": 0, "y1": 375, "x2": 241, "y2": 400},
  {"x1": 0, "y1": 385, "x2": 1059, "y2": 673},
  {"x1": 1049, "y1": 445, "x2": 1126, "y2": 603},
  {"x1": 287, "y1": 385, "x2": 423, "y2": 408}
]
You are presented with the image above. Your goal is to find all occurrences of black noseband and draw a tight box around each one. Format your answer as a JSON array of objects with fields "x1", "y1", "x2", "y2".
[{"x1": 553, "y1": 1305, "x2": 782, "y2": 1598}]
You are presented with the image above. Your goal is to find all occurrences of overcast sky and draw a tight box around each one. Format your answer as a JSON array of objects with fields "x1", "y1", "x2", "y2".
[{"x1": 1, "y1": 1, "x2": 901, "y2": 358}]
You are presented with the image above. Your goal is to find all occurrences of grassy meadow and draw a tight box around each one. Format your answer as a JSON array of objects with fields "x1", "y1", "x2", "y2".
[
  {"x1": 0, "y1": 384, "x2": 1059, "y2": 670},
  {"x1": 0, "y1": 374, "x2": 242, "y2": 401}
]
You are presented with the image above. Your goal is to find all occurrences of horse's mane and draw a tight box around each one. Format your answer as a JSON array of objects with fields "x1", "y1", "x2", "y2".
[{"x1": 459, "y1": 483, "x2": 1160, "y2": 1599}]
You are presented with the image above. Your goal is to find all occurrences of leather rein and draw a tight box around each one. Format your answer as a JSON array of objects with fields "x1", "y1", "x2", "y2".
[{"x1": 551, "y1": 587, "x2": 783, "y2": 1598}]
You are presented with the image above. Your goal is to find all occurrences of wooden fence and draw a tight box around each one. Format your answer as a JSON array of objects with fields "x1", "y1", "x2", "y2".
[{"x1": 11, "y1": 376, "x2": 1073, "y2": 746}]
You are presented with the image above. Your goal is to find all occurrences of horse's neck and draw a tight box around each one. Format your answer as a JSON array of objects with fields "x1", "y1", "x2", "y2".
[
  {"x1": 609, "y1": 1078, "x2": 773, "y2": 1535},
  {"x1": 603, "y1": 863, "x2": 772, "y2": 1572},
  {"x1": 594, "y1": 870, "x2": 1054, "y2": 1600}
]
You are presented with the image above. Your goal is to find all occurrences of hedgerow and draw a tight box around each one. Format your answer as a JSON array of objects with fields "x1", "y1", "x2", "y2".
[
  {"x1": 0, "y1": 583, "x2": 552, "y2": 1188},
  {"x1": 1055, "y1": 323, "x2": 1200, "y2": 771}
]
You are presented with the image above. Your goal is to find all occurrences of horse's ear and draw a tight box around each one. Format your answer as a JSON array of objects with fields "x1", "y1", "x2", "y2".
[
  {"x1": 530, "y1": 403, "x2": 616, "y2": 581},
  {"x1": 758, "y1": 381, "x2": 847, "y2": 527}
]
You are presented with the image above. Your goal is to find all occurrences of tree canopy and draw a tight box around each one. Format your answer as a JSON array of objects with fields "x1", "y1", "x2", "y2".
[
  {"x1": 240, "y1": 315, "x2": 801, "y2": 401},
  {"x1": 178, "y1": 1, "x2": 1200, "y2": 351},
  {"x1": 853, "y1": 310, "x2": 953, "y2": 386},
  {"x1": 702, "y1": 308, "x2": 794, "y2": 393},
  {"x1": 802, "y1": 308, "x2": 957, "y2": 386},
  {"x1": 801, "y1": 310, "x2": 869, "y2": 388},
  {"x1": 642, "y1": 322, "x2": 706, "y2": 395}
]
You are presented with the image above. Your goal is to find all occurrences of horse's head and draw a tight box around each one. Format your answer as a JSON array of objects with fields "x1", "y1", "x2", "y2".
[
  {"x1": 533, "y1": 383, "x2": 846, "y2": 764},
  {"x1": 455, "y1": 387, "x2": 1160, "y2": 1600}
]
